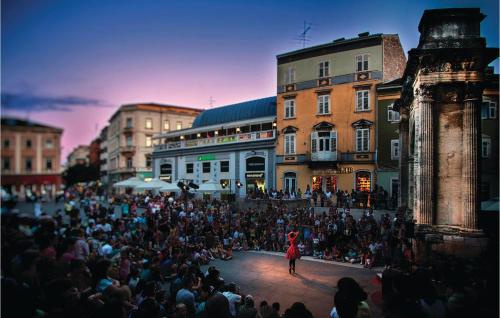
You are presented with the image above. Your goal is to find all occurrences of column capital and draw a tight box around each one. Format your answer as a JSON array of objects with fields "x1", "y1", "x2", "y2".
[
  {"x1": 415, "y1": 84, "x2": 436, "y2": 101},
  {"x1": 464, "y1": 82, "x2": 483, "y2": 101}
]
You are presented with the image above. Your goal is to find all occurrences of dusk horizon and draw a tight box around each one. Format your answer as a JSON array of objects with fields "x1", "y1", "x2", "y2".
[{"x1": 2, "y1": 0, "x2": 498, "y2": 161}]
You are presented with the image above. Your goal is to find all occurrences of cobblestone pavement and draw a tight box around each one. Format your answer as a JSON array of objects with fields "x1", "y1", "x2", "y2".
[{"x1": 201, "y1": 251, "x2": 384, "y2": 318}]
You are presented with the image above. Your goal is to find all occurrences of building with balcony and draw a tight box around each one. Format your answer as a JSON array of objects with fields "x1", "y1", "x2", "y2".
[
  {"x1": 1, "y1": 117, "x2": 63, "y2": 199},
  {"x1": 275, "y1": 32, "x2": 406, "y2": 194},
  {"x1": 152, "y1": 97, "x2": 276, "y2": 196},
  {"x1": 107, "y1": 103, "x2": 201, "y2": 184}
]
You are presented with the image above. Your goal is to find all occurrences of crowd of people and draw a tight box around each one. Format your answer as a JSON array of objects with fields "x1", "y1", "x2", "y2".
[
  {"x1": 1, "y1": 185, "x2": 497, "y2": 318},
  {"x1": 246, "y1": 186, "x2": 396, "y2": 210}
]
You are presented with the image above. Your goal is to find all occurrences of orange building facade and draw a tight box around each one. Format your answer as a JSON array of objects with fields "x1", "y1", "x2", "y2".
[{"x1": 275, "y1": 33, "x2": 406, "y2": 195}]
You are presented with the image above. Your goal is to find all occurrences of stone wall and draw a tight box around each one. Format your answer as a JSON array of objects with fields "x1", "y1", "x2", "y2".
[{"x1": 382, "y1": 35, "x2": 407, "y2": 82}]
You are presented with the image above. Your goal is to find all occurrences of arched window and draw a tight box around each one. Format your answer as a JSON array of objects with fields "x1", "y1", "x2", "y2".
[{"x1": 284, "y1": 172, "x2": 297, "y2": 194}]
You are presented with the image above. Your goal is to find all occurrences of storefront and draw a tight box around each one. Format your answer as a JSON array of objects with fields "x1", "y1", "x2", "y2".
[
  {"x1": 355, "y1": 171, "x2": 372, "y2": 192},
  {"x1": 245, "y1": 157, "x2": 266, "y2": 194}
]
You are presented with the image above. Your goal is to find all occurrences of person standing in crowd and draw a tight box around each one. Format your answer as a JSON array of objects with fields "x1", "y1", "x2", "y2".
[{"x1": 286, "y1": 229, "x2": 301, "y2": 274}]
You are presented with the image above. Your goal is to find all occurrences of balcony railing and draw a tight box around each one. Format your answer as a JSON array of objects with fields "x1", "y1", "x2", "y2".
[
  {"x1": 310, "y1": 151, "x2": 338, "y2": 161},
  {"x1": 154, "y1": 130, "x2": 276, "y2": 151},
  {"x1": 120, "y1": 145, "x2": 136, "y2": 153},
  {"x1": 123, "y1": 126, "x2": 134, "y2": 134},
  {"x1": 306, "y1": 151, "x2": 375, "y2": 162}
]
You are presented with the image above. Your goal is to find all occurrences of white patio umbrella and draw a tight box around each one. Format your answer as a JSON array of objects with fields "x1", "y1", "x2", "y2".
[
  {"x1": 159, "y1": 182, "x2": 181, "y2": 193},
  {"x1": 134, "y1": 178, "x2": 171, "y2": 191},
  {"x1": 197, "y1": 180, "x2": 230, "y2": 193},
  {"x1": 113, "y1": 177, "x2": 143, "y2": 188}
]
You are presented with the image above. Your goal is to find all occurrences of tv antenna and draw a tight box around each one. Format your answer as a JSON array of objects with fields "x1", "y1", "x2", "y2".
[
  {"x1": 208, "y1": 96, "x2": 215, "y2": 108},
  {"x1": 296, "y1": 21, "x2": 313, "y2": 48}
]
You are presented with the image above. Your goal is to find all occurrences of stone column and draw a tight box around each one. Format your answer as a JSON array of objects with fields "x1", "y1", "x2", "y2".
[
  {"x1": 399, "y1": 107, "x2": 410, "y2": 208},
  {"x1": 417, "y1": 84, "x2": 435, "y2": 225},
  {"x1": 462, "y1": 83, "x2": 482, "y2": 230}
]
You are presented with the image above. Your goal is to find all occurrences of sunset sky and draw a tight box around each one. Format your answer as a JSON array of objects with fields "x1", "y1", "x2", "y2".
[{"x1": 2, "y1": 0, "x2": 498, "y2": 161}]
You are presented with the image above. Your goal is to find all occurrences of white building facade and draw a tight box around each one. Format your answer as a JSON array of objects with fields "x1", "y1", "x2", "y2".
[{"x1": 152, "y1": 97, "x2": 277, "y2": 196}]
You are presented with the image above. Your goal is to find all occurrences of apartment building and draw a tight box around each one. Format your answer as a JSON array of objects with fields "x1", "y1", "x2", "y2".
[
  {"x1": 1, "y1": 117, "x2": 63, "y2": 199},
  {"x1": 275, "y1": 33, "x2": 406, "y2": 194},
  {"x1": 107, "y1": 103, "x2": 201, "y2": 184}
]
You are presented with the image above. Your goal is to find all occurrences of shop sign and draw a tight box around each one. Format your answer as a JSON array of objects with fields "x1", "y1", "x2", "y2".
[
  {"x1": 245, "y1": 172, "x2": 264, "y2": 178},
  {"x1": 159, "y1": 175, "x2": 172, "y2": 182},
  {"x1": 239, "y1": 133, "x2": 252, "y2": 141},
  {"x1": 217, "y1": 136, "x2": 237, "y2": 143},
  {"x1": 185, "y1": 140, "x2": 198, "y2": 147},
  {"x1": 197, "y1": 154, "x2": 216, "y2": 161},
  {"x1": 284, "y1": 156, "x2": 296, "y2": 161},
  {"x1": 313, "y1": 167, "x2": 353, "y2": 175}
]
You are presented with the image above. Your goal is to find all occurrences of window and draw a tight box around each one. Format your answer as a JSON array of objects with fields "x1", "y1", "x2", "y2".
[
  {"x1": 284, "y1": 134, "x2": 296, "y2": 155},
  {"x1": 26, "y1": 139, "x2": 32, "y2": 148},
  {"x1": 45, "y1": 158, "x2": 53, "y2": 171},
  {"x1": 356, "y1": 90, "x2": 370, "y2": 111},
  {"x1": 489, "y1": 102, "x2": 497, "y2": 119},
  {"x1": 126, "y1": 117, "x2": 133, "y2": 128},
  {"x1": 220, "y1": 161, "x2": 229, "y2": 172},
  {"x1": 25, "y1": 157, "x2": 33, "y2": 172},
  {"x1": 186, "y1": 163, "x2": 194, "y2": 173},
  {"x1": 145, "y1": 118, "x2": 153, "y2": 129},
  {"x1": 176, "y1": 121, "x2": 182, "y2": 130},
  {"x1": 387, "y1": 105, "x2": 400, "y2": 122},
  {"x1": 126, "y1": 136, "x2": 133, "y2": 146},
  {"x1": 356, "y1": 54, "x2": 369, "y2": 72},
  {"x1": 317, "y1": 94, "x2": 330, "y2": 114},
  {"x1": 284, "y1": 99, "x2": 295, "y2": 118},
  {"x1": 284, "y1": 172, "x2": 297, "y2": 193},
  {"x1": 202, "y1": 162, "x2": 211, "y2": 173},
  {"x1": 3, "y1": 139, "x2": 9, "y2": 148},
  {"x1": 126, "y1": 157, "x2": 133, "y2": 168},
  {"x1": 146, "y1": 135, "x2": 153, "y2": 147},
  {"x1": 2, "y1": 157, "x2": 10, "y2": 171},
  {"x1": 311, "y1": 131, "x2": 337, "y2": 152},
  {"x1": 356, "y1": 128, "x2": 370, "y2": 152},
  {"x1": 482, "y1": 137, "x2": 491, "y2": 158},
  {"x1": 391, "y1": 139, "x2": 400, "y2": 160},
  {"x1": 482, "y1": 101, "x2": 497, "y2": 119},
  {"x1": 160, "y1": 163, "x2": 172, "y2": 175},
  {"x1": 285, "y1": 67, "x2": 295, "y2": 84},
  {"x1": 146, "y1": 156, "x2": 152, "y2": 168},
  {"x1": 318, "y1": 61, "x2": 330, "y2": 78},
  {"x1": 45, "y1": 139, "x2": 54, "y2": 149},
  {"x1": 164, "y1": 120, "x2": 170, "y2": 131}
]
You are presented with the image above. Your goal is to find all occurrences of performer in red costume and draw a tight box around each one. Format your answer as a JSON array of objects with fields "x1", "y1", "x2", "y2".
[{"x1": 286, "y1": 230, "x2": 301, "y2": 274}]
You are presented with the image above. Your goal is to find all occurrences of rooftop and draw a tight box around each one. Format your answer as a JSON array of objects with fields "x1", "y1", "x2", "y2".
[
  {"x1": 277, "y1": 33, "x2": 388, "y2": 62},
  {"x1": 1, "y1": 117, "x2": 63, "y2": 132},
  {"x1": 192, "y1": 97, "x2": 276, "y2": 128},
  {"x1": 109, "y1": 102, "x2": 203, "y2": 121}
]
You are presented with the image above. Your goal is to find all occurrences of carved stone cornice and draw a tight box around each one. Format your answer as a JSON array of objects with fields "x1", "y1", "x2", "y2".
[
  {"x1": 415, "y1": 83, "x2": 436, "y2": 101},
  {"x1": 464, "y1": 81, "x2": 483, "y2": 100}
]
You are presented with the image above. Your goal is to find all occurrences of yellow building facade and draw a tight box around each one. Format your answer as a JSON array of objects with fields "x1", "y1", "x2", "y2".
[{"x1": 275, "y1": 33, "x2": 406, "y2": 194}]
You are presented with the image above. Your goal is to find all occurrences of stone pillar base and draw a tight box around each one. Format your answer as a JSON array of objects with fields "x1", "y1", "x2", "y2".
[{"x1": 414, "y1": 225, "x2": 488, "y2": 262}]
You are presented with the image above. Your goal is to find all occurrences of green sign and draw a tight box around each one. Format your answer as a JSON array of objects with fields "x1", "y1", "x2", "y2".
[{"x1": 197, "y1": 154, "x2": 216, "y2": 161}]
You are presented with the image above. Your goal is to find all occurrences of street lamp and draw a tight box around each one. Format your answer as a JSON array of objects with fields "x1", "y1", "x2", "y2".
[{"x1": 220, "y1": 179, "x2": 243, "y2": 237}]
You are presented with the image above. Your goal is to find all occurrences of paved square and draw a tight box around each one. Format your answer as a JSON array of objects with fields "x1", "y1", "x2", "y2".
[{"x1": 202, "y1": 251, "x2": 383, "y2": 318}]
